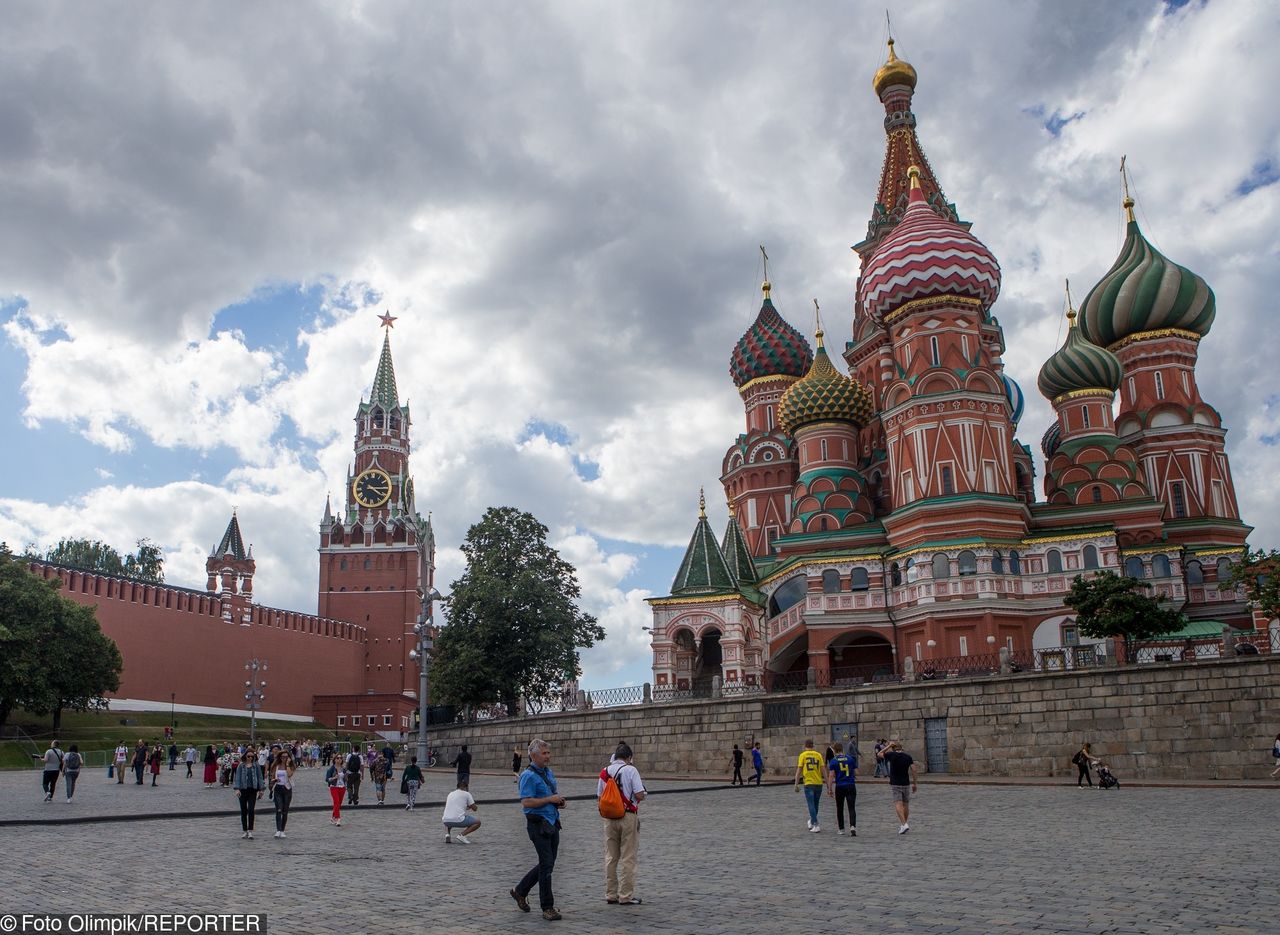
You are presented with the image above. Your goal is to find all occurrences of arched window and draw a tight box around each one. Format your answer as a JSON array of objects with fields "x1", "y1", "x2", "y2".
[
  {"x1": 991, "y1": 551, "x2": 1004, "y2": 574},
  {"x1": 958, "y1": 551, "x2": 977, "y2": 576},
  {"x1": 363, "y1": 558, "x2": 372, "y2": 570},
  {"x1": 932, "y1": 553, "x2": 950, "y2": 579},
  {"x1": 1186, "y1": 560, "x2": 1204, "y2": 585},
  {"x1": 1083, "y1": 545, "x2": 1099, "y2": 570},
  {"x1": 1124, "y1": 557, "x2": 1146, "y2": 579},
  {"x1": 822, "y1": 569, "x2": 841, "y2": 594},
  {"x1": 1092, "y1": 485, "x2": 1104, "y2": 503},
  {"x1": 1009, "y1": 551, "x2": 1022, "y2": 575},
  {"x1": 905, "y1": 558, "x2": 918, "y2": 583},
  {"x1": 339, "y1": 559, "x2": 347, "y2": 571},
  {"x1": 1216, "y1": 557, "x2": 1232, "y2": 582},
  {"x1": 891, "y1": 562, "x2": 902, "y2": 587},
  {"x1": 1047, "y1": 549, "x2": 1063, "y2": 573},
  {"x1": 768, "y1": 576, "x2": 809, "y2": 617},
  {"x1": 850, "y1": 568, "x2": 869, "y2": 591},
  {"x1": 1152, "y1": 554, "x2": 1172, "y2": 578}
]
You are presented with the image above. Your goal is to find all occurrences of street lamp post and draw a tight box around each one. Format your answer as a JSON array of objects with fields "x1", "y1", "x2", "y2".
[
  {"x1": 244, "y1": 658, "x2": 267, "y2": 745},
  {"x1": 170, "y1": 692, "x2": 176, "y2": 730},
  {"x1": 410, "y1": 588, "x2": 441, "y2": 767}
]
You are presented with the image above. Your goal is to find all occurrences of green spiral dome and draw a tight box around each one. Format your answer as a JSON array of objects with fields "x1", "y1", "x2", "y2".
[
  {"x1": 1037, "y1": 313, "x2": 1123, "y2": 401},
  {"x1": 1078, "y1": 217, "x2": 1215, "y2": 348},
  {"x1": 778, "y1": 333, "x2": 874, "y2": 434}
]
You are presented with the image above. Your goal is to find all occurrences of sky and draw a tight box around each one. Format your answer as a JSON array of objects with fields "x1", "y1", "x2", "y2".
[{"x1": 2, "y1": 0, "x2": 1277, "y2": 691}]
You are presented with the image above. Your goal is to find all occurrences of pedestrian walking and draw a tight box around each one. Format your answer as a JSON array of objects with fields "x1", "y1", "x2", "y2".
[
  {"x1": 63, "y1": 745, "x2": 82, "y2": 802},
  {"x1": 878, "y1": 740, "x2": 918, "y2": 834},
  {"x1": 148, "y1": 744, "x2": 163, "y2": 786},
  {"x1": 730, "y1": 744, "x2": 745, "y2": 786},
  {"x1": 272, "y1": 752, "x2": 295, "y2": 838},
  {"x1": 826, "y1": 742, "x2": 858, "y2": 836},
  {"x1": 344, "y1": 748, "x2": 363, "y2": 806},
  {"x1": 401, "y1": 756, "x2": 424, "y2": 810},
  {"x1": 1271, "y1": 733, "x2": 1280, "y2": 780},
  {"x1": 794, "y1": 738, "x2": 827, "y2": 833},
  {"x1": 512, "y1": 745, "x2": 522, "y2": 783},
  {"x1": 232, "y1": 751, "x2": 265, "y2": 838},
  {"x1": 113, "y1": 741, "x2": 128, "y2": 784},
  {"x1": 442, "y1": 780, "x2": 482, "y2": 843},
  {"x1": 202, "y1": 745, "x2": 218, "y2": 786},
  {"x1": 1072, "y1": 742, "x2": 1096, "y2": 787},
  {"x1": 452, "y1": 745, "x2": 472, "y2": 786},
  {"x1": 184, "y1": 744, "x2": 197, "y2": 779},
  {"x1": 167, "y1": 742, "x2": 178, "y2": 770},
  {"x1": 370, "y1": 754, "x2": 389, "y2": 806},
  {"x1": 599, "y1": 742, "x2": 646, "y2": 905},
  {"x1": 751, "y1": 742, "x2": 764, "y2": 786},
  {"x1": 35, "y1": 740, "x2": 63, "y2": 801},
  {"x1": 324, "y1": 755, "x2": 346, "y2": 825},
  {"x1": 873, "y1": 739, "x2": 888, "y2": 778},
  {"x1": 509, "y1": 738, "x2": 567, "y2": 922},
  {"x1": 132, "y1": 741, "x2": 147, "y2": 785}
]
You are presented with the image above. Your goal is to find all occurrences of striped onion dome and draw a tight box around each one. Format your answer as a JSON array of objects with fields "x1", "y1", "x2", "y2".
[
  {"x1": 858, "y1": 166, "x2": 1001, "y2": 323},
  {"x1": 1002, "y1": 373, "x2": 1025, "y2": 427},
  {"x1": 1041, "y1": 422, "x2": 1062, "y2": 459},
  {"x1": 730, "y1": 282, "x2": 814, "y2": 388},
  {"x1": 1037, "y1": 311, "x2": 1123, "y2": 402},
  {"x1": 778, "y1": 329, "x2": 874, "y2": 434},
  {"x1": 1078, "y1": 213, "x2": 1215, "y2": 348}
]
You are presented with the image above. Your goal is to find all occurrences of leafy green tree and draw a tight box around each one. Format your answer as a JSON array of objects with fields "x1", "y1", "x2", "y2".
[
  {"x1": 1228, "y1": 548, "x2": 1280, "y2": 623},
  {"x1": 37, "y1": 537, "x2": 164, "y2": 582},
  {"x1": 0, "y1": 544, "x2": 123, "y2": 728},
  {"x1": 431, "y1": 507, "x2": 605, "y2": 714},
  {"x1": 1066, "y1": 570, "x2": 1184, "y2": 663}
]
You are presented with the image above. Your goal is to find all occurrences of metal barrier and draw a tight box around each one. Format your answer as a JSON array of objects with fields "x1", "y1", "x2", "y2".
[{"x1": 586, "y1": 685, "x2": 645, "y2": 708}]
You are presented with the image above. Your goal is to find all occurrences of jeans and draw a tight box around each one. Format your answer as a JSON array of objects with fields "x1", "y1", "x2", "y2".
[
  {"x1": 517, "y1": 816, "x2": 560, "y2": 910},
  {"x1": 64, "y1": 772, "x2": 79, "y2": 800},
  {"x1": 731, "y1": 764, "x2": 743, "y2": 785},
  {"x1": 752, "y1": 764, "x2": 762, "y2": 785},
  {"x1": 803, "y1": 784, "x2": 822, "y2": 824},
  {"x1": 186, "y1": 762, "x2": 193, "y2": 778},
  {"x1": 834, "y1": 785, "x2": 857, "y2": 830},
  {"x1": 346, "y1": 773, "x2": 361, "y2": 805},
  {"x1": 238, "y1": 791, "x2": 258, "y2": 831},
  {"x1": 134, "y1": 762, "x2": 145, "y2": 784},
  {"x1": 273, "y1": 786, "x2": 292, "y2": 831}
]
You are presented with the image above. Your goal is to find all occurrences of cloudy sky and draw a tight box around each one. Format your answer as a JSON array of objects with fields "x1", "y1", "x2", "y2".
[{"x1": 2, "y1": 0, "x2": 1276, "y2": 690}]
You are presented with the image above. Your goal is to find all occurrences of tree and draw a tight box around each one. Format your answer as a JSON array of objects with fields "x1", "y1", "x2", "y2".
[
  {"x1": 37, "y1": 537, "x2": 165, "y2": 582},
  {"x1": 0, "y1": 543, "x2": 123, "y2": 728},
  {"x1": 1066, "y1": 570, "x2": 1184, "y2": 663},
  {"x1": 1228, "y1": 548, "x2": 1280, "y2": 623},
  {"x1": 431, "y1": 507, "x2": 605, "y2": 715}
]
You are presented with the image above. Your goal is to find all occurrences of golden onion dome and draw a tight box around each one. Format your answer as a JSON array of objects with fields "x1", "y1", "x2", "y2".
[
  {"x1": 778, "y1": 329, "x2": 874, "y2": 434},
  {"x1": 873, "y1": 38, "x2": 917, "y2": 97}
]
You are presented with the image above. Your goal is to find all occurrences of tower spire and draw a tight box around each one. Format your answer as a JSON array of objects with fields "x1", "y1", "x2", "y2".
[
  {"x1": 370, "y1": 327, "x2": 400, "y2": 410},
  {"x1": 1120, "y1": 155, "x2": 1136, "y2": 223}
]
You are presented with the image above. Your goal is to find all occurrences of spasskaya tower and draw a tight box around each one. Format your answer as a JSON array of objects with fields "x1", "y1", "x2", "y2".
[{"x1": 317, "y1": 313, "x2": 435, "y2": 697}]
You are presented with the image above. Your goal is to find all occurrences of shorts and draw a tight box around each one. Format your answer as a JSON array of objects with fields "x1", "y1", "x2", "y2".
[
  {"x1": 891, "y1": 784, "x2": 911, "y2": 803},
  {"x1": 442, "y1": 814, "x2": 478, "y2": 829}
]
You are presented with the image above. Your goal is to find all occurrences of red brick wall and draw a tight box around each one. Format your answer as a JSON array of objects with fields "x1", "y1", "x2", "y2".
[{"x1": 31, "y1": 563, "x2": 365, "y2": 718}]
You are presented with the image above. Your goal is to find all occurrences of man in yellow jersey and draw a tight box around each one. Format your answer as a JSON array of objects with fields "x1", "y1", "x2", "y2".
[{"x1": 793, "y1": 739, "x2": 827, "y2": 833}]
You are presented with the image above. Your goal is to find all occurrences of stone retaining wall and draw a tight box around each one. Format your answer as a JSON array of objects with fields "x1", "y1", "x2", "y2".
[{"x1": 425, "y1": 655, "x2": 1280, "y2": 781}]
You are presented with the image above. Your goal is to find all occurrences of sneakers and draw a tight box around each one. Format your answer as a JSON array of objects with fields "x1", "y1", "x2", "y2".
[
  {"x1": 405, "y1": 805, "x2": 412, "y2": 811},
  {"x1": 810, "y1": 824, "x2": 821, "y2": 833},
  {"x1": 850, "y1": 828, "x2": 857, "y2": 836},
  {"x1": 247, "y1": 832, "x2": 254, "y2": 839},
  {"x1": 279, "y1": 832, "x2": 287, "y2": 839},
  {"x1": 836, "y1": 829, "x2": 845, "y2": 836},
  {"x1": 455, "y1": 834, "x2": 473, "y2": 845},
  {"x1": 510, "y1": 889, "x2": 530, "y2": 913},
  {"x1": 618, "y1": 898, "x2": 642, "y2": 905},
  {"x1": 541, "y1": 909, "x2": 562, "y2": 921},
  {"x1": 806, "y1": 819, "x2": 813, "y2": 830},
  {"x1": 898, "y1": 823, "x2": 910, "y2": 834},
  {"x1": 444, "y1": 832, "x2": 452, "y2": 843},
  {"x1": 273, "y1": 831, "x2": 282, "y2": 838},
  {"x1": 242, "y1": 831, "x2": 249, "y2": 839}
]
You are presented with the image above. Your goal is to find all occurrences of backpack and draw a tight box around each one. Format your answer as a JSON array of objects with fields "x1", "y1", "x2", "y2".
[
  {"x1": 597, "y1": 764, "x2": 628, "y2": 820},
  {"x1": 346, "y1": 753, "x2": 362, "y2": 773},
  {"x1": 1071, "y1": 751, "x2": 1084, "y2": 766},
  {"x1": 64, "y1": 752, "x2": 81, "y2": 772}
]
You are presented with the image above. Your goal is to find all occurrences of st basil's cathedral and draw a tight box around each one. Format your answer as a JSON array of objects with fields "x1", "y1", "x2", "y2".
[{"x1": 648, "y1": 40, "x2": 1251, "y2": 693}]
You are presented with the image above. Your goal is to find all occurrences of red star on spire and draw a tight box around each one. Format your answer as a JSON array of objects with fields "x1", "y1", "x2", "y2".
[{"x1": 378, "y1": 311, "x2": 398, "y2": 329}]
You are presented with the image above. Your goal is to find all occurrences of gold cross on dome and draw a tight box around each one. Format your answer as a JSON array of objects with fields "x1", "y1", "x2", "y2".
[{"x1": 378, "y1": 311, "x2": 398, "y2": 329}]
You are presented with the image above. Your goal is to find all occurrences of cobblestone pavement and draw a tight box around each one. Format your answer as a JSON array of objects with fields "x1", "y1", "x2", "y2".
[{"x1": 1, "y1": 765, "x2": 1274, "y2": 934}]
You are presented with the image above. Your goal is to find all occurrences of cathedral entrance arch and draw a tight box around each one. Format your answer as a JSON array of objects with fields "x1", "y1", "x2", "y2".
[
  {"x1": 693, "y1": 628, "x2": 723, "y2": 696},
  {"x1": 827, "y1": 631, "x2": 895, "y2": 683}
]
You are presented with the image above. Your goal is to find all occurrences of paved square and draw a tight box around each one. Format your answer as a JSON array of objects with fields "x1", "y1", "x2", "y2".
[{"x1": 1, "y1": 764, "x2": 1273, "y2": 934}]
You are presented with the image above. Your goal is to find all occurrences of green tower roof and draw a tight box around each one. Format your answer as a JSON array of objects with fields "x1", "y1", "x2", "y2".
[
  {"x1": 721, "y1": 508, "x2": 759, "y2": 586},
  {"x1": 670, "y1": 492, "x2": 738, "y2": 596},
  {"x1": 370, "y1": 331, "x2": 400, "y2": 409}
]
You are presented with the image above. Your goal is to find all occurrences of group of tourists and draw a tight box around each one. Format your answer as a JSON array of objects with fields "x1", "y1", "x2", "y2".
[
  {"x1": 793, "y1": 737, "x2": 918, "y2": 835},
  {"x1": 33, "y1": 740, "x2": 83, "y2": 802}
]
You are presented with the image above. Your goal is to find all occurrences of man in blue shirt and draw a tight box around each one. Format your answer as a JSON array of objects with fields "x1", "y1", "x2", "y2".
[
  {"x1": 751, "y1": 742, "x2": 764, "y2": 786},
  {"x1": 825, "y1": 742, "x2": 858, "y2": 836},
  {"x1": 510, "y1": 738, "x2": 567, "y2": 921}
]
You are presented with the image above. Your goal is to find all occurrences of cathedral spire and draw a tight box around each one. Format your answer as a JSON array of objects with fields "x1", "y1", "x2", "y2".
[
  {"x1": 670, "y1": 492, "x2": 737, "y2": 596},
  {"x1": 855, "y1": 35, "x2": 965, "y2": 259},
  {"x1": 370, "y1": 330, "x2": 400, "y2": 410}
]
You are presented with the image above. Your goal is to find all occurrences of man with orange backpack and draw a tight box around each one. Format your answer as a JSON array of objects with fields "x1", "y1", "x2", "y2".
[{"x1": 597, "y1": 742, "x2": 647, "y2": 907}]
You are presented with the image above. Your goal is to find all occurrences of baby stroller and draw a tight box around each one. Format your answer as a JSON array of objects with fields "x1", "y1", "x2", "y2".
[{"x1": 1096, "y1": 762, "x2": 1119, "y2": 789}]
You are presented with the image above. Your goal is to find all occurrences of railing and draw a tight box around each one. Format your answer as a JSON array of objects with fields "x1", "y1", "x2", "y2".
[
  {"x1": 762, "y1": 669, "x2": 808, "y2": 693},
  {"x1": 914, "y1": 652, "x2": 1003, "y2": 680},
  {"x1": 586, "y1": 685, "x2": 645, "y2": 708},
  {"x1": 816, "y1": 664, "x2": 901, "y2": 688},
  {"x1": 1007, "y1": 644, "x2": 1108, "y2": 672}
]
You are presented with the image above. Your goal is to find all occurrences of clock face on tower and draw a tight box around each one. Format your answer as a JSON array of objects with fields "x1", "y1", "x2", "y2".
[{"x1": 352, "y1": 468, "x2": 392, "y2": 508}]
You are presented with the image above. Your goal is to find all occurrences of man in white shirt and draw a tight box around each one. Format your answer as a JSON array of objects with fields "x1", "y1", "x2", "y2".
[
  {"x1": 441, "y1": 781, "x2": 481, "y2": 844},
  {"x1": 598, "y1": 742, "x2": 647, "y2": 906},
  {"x1": 114, "y1": 742, "x2": 129, "y2": 785}
]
